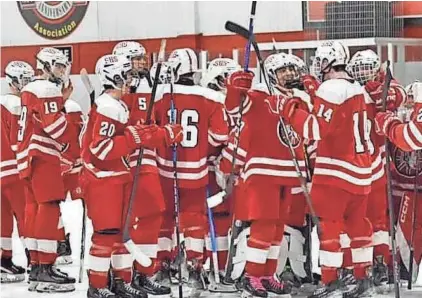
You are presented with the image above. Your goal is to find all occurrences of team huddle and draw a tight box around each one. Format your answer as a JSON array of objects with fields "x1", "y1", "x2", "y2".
[{"x1": 1, "y1": 39, "x2": 422, "y2": 298}]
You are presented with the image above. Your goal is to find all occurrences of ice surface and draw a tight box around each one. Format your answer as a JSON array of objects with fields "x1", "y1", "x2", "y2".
[{"x1": 1, "y1": 199, "x2": 422, "y2": 298}]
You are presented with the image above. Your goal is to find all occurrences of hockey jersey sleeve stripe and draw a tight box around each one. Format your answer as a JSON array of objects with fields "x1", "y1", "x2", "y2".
[
  {"x1": 0, "y1": 160, "x2": 17, "y2": 167},
  {"x1": 208, "y1": 130, "x2": 228, "y2": 141},
  {"x1": 403, "y1": 124, "x2": 422, "y2": 150},
  {"x1": 316, "y1": 157, "x2": 372, "y2": 175},
  {"x1": 0, "y1": 168, "x2": 19, "y2": 178},
  {"x1": 158, "y1": 167, "x2": 208, "y2": 180},
  {"x1": 49, "y1": 121, "x2": 68, "y2": 140},
  {"x1": 208, "y1": 135, "x2": 222, "y2": 147},
  {"x1": 32, "y1": 134, "x2": 63, "y2": 149},
  {"x1": 221, "y1": 149, "x2": 245, "y2": 166},
  {"x1": 303, "y1": 114, "x2": 321, "y2": 141},
  {"x1": 227, "y1": 142, "x2": 247, "y2": 157},
  {"x1": 90, "y1": 139, "x2": 111, "y2": 156},
  {"x1": 408, "y1": 121, "x2": 422, "y2": 146},
  {"x1": 97, "y1": 140, "x2": 114, "y2": 160},
  {"x1": 314, "y1": 168, "x2": 372, "y2": 186},
  {"x1": 44, "y1": 115, "x2": 66, "y2": 134},
  {"x1": 156, "y1": 155, "x2": 207, "y2": 168},
  {"x1": 11, "y1": 144, "x2": 18, "y2": 152},
  {"x1": 371, "y1": 166, "x2": 385, "y2": 182}
]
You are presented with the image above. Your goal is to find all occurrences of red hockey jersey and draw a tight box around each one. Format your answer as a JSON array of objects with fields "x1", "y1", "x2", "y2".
[
  {"x1": 219, "y1": 87, "x2": 307, "y2": 186},
  {"x1": 81, "y1": 93, "x2": 133, "y2": 183},
  {"x1": 154, "y1": 84, "x2": 229, "y2": 189},
  {"x1": 17, "y1": 80, "x2": 76, "y2": 179},
  {"x1": 1, "y1": 94, "x2": 21, "y2": 185},
  {"x1": 122, "y1": 82, "x2": 158, "y2": 174},
  {"x1": 288, "y1": 79, "x2": 372, "y2": 195}
]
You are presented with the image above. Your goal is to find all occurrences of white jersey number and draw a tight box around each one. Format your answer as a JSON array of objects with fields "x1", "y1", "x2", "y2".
[
  {"x1": 138, "y1": 97, "x2": 147, "y2": 111},
  {"x1": 17, "y1": 106, "x2": 28, "y2": 142},
  {"x1": 44, "y1": 101, "x2": 59, "y2": 114},
  {"x1": 99, "y1": 122, "x2": 116, "y2": 137},
  {"x1": 167, "y1": 109, "x2": 199, "y2": 148},
  {"x1": 353, "y1": 111, "x2": 374, "y2": 154}
]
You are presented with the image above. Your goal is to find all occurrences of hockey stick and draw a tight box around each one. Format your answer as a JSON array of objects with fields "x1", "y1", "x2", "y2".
[
  {"x1": 381, "y1": 61, "x2": 400, "y2": 298},
  {"x1": 408, "y1": 150, "x2": 419, "y2": 289},
  {"x1": 80, "y1": 68, "x2": 95, "y2": 106},
  {"x1": 78, "y1": 201, "x2": 87, "y2": 283},
  {"x1": 206, "y1": 187, "x2": 221, "y2": 285},
  {"x1": 122, "y1": 39, "x2": 167, "y2": 267},
  {"x1": 168, "y1": 72, "x2": 184, "y2": 298},
  {"x1": 223, "y1": 1, "x2": 257, "y2": 284},
  {"x1": 225, "y1": 20, "x2": 320, "y2": 230}
]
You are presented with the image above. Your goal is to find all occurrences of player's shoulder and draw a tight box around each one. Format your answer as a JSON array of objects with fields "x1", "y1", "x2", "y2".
[
  {"x1": 173, "y1": 84, "x2": 226, "y2": 104},
  {"x1": 316, "y1": 79, "x2": 363, "y2": 105},
  {"x1": 0, "y1": 94, "x2": 21, "y2": 115},
  {"x1": 95, "y1": 93, "x2": 128, "y2": 123},
  {"x1": 64, "y1": 99, "x2": 82, "y2": 113},
  {"x1": 136, "y1": 81, "x2": 152, "y2": 94},
  {"x1": 21, "y1": 79, "x2": 62, "y2": 99}
]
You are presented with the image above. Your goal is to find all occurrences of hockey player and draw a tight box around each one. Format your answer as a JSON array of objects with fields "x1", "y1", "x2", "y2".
[
  {"x1": 17, "y1": 47, "x2": 77, "y2": 292},
  {"x1": 346, "y1": 49, "x2": 396, "y2": 292},
  {"x1": 266, "y1": 41, "x2": 374, "y2": 297},
  {"x1": 115, "y1": 41, "x2": 172, "y2": 297},
  {"x1": 201, "y1": 57, "x2": 241, "y2": 290},
  {"x1": 153, "y1": 48, "x2": 229, "y2": 295},
  {"x1": 81, "y1": 54, "x2": 182, "y2": 298},
  {"x1": 374, "y1": 81, "x2": 422, "y2": 283},
  {"x1": 113, "y1": 41, "x2": 151, "y2": 89},
  {"x1": 262, "y1": 53, "x2": 316, "y2": 291},
  {"x1": 217, "y1": 54, "x2": 310, "y2": 298},
  {"x1": 1, "y1": 61, "x2": 34, "y2": 283}
]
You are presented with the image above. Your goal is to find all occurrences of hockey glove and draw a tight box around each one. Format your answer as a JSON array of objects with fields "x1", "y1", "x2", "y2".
[
  {"x1": 125, "y1": 124, "x2": 183, "y2": 149},
  {"x1": 302, "y1": 75, "x2": 320, "y2": 99},
  {"x1": 374, "y1": 111, "x2": 401, "y2": 136},
  {"x1": 265, "y1": 94, "x2": 303, "y2": 120},
  {"x1": 225, "y1": 71, "x2": 254, "y2": 112},
  {"x1": 162, "y1": 124, "x2": 183, "y2": 146}
]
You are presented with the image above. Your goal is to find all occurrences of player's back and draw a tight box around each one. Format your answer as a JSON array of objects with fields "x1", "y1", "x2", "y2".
[
  {"x1": 313, "y1": 79, "x2": 372, "y2": 194},
  {"x1": 154, "y1": 84, "x2": 228, "y2": 188}
]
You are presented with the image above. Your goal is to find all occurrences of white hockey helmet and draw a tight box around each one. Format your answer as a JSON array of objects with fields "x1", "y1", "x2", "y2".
[
  {"x1": 167, "y1": 48, "x2": 198, "y2": 82},
  {"x1": 150, "y1": 62, "x2": 172, "y2": 84},
  {"x1": 265, "y1": 53, "x2": 307, "y2": 88},
  {"x1": 311, "y1": 40, "x2": 350, "y2": 81},
  {"x1": 36, "y1": 47, "x2": 69, "y2": 83},
  {"x1": 200, "y1": 58, "x2": 241, "y2": 91},
  {"x1": 346, "y1": 50, "x2": 380, "y2": 85},
  {"x1": 113, "y1": 41, "x2": 146, "y2": 60},
  {"x1": 95, "y1": 54, "x2": 132, "y2": 90},
  {"x1": 5, "y1": 61, "x2": 34, "y2": 90}
]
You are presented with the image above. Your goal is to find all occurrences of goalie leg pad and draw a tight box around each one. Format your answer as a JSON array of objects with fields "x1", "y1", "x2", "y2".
[
  {"x1": 285, "y1": 225, "x2": 307, "y2": 278},
  {"x1": 231, "y1": 227, "x2": 250, "y2": 280}
]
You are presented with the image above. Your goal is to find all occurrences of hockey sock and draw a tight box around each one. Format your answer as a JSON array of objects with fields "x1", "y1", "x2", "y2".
[
  {"x1": 35, "y1": 201, "x2": 61, "y2": 264},
  {"x1": 265, "y1": 222, "x2": 284, "y2": 276},
  {"x1": 111, "y1": 243, "x2": 132, "y2": 283},
  {"x1": 88, "y1": 232, "x2": 116, "y2": 288}
]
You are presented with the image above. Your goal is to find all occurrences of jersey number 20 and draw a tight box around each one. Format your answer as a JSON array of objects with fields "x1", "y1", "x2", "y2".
[{"x1": 167, "y1": 109, "x2": 199, "y2": 148}]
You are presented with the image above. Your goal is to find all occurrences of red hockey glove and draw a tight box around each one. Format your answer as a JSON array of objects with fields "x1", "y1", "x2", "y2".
[
  {"x1": 226, "y1": 70, "x2": 254, "y2": 92},
  {"x1": 265, "y1": 94, "x2": 303, "y2": 120},
  {"x1": 365, "y1": 80, "x2": 383, "y2": 102},
  {"x1": 162, "y1": 124, "x2": 183, "y2": 146},
  {"x1": 302, "y1": 75, "x2": 320, "y2": 99},
  {"x1": 374, "y1": 111, "x2": 401, "y2": 136}
]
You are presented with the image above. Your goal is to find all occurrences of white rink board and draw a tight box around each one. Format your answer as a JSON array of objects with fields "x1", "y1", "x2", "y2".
[{"x1": 1, "y1": 198, "x2": 422, "y2": 298}]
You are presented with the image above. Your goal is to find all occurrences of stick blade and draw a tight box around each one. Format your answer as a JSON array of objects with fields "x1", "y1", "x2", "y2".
[
  {"x1": 80, "y1": 68, "x2": 95, "y2": 103},
  {"x1": 225, "y1": 21, "x2": 255, "y2": 42}
]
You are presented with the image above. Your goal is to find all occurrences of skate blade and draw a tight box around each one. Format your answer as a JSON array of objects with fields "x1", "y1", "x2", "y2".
[
  {"x1": 55, "y1": 256, "x2": 73, "y2": 265},
  {"x1": 1, "y1": 273, "x2": 25, "y2": 283},
  {"x1": 28, "y1": 281, "x2": 39, "y2": 291},
  {"x1": 36, "y1": 282, "x2": 75, "y2": 293},
  {"x1": 208, "y1": 282, "x2": 239, "y2": 293}
]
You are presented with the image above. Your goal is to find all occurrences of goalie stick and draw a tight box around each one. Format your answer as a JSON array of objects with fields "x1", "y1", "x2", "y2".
[
  {"x1": 223, "y1": 1, "x2": 257, "y2": 285},
  {"x1": 381, "y1": 61, "x2": 400, "y2": 298},
  {"x1": 121, "y1": 39, "x2": 167, "y2": 268},
  {"x1": 224, "y1": 20, "x2": 320, "y2": 231},
  {"x1": 80, "y1": 68, "x2": 95, "y2": 106}
]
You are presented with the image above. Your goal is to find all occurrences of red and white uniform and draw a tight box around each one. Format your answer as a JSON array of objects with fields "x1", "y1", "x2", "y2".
[
  {"x1": 0, "y1": 94, "x2": 26, "y2": 258},
  {"x1": 81, "y1": 93, "x2": 135, "y2": 288},
  {"x1": 121, "y1": 80, "x2": 166, "y2": 275},
  {"x1": 154, "y1": 84, "x2": 229, "y2": 261},
  {"x1": 18, "y1": 79, "x2": 75, "y2": 265},
  {"x1": 286, "y1": 78, "x2": 373, "y2": 279},
  {"x1": 61, "y1": 99, "x2": 84, "y2": 200}
]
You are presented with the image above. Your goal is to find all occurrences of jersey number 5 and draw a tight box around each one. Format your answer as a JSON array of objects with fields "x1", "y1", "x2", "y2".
[{"x1": 167, "y1": 109, "x2": 199, "y2": 148}]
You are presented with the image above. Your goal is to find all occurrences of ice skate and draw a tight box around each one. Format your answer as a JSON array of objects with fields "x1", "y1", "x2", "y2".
[
  {"x1": 241, "y1": 273, "x2": 268, "y2": 298},
  {"x1": 35, "y1": 264, "x2": 75, "y2": 293},
  {"x1": 28, "y1": 264, "x2": 40, "y2": 291},
  {"x1": 208, "y1": 270, "x2": 238, "y2": 293},
  {"x1": 0, "y1": 257, "x2": 25, "y2": 283},
  {"x1": 279, "y1": 266, "x2": 301, "y2": 295},
  {"x1": 184, "y1": 260, "x2": 206, "y2": 298},
  {"x1": 307, "y1": 280, "x2": 345, "y2": 298},
  {"x1": 342, "y1": 277, "x2": 375, "y2": 298},
  {"x1": 56, "y1": 233, "x2": 73, "y2": 265},
  {"x1": 87, "y1": 285, "x2": 117, "y2": 298},
  {"x1": 152, "y1": 258, "x2": 173, "y2": 287},
  {"x1": 260, "y1": 274, "x2": 292, "y2": 297},
  {"x1": 372, "y1": 256, "x2": 389, "y2": 294},
  {"x1": 132, "y1": 271, "x2": 171, "y2": 297},
  {"x1": 112, "y1": 277, "x2": 147, "y2": 298}
]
